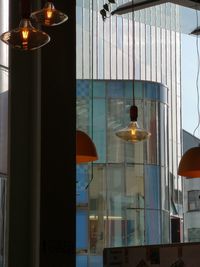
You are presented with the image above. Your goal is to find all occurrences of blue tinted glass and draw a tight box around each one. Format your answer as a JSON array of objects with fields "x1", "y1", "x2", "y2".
[
  {"x1": 125, "y1": 81, "x2": 143, "y2": 99},
  {"x1": 144, "y1": 82, "x2": 157, "y2": 100},
  {"x1": 76, "y1": 255, "x2": 88, "y2": 267},
  {"x1": 145, "y1": 165, "x2": 160, "y2": 209},
  {"x1": 125, "y1": 81, "x2": 132, "y2": 98},
  {"x1": 93, "y1": 99, "x2": 106, "y2": 163},
  {"x1": 93, "y1": 81, "x2": 106, "y2": 98},
  {"x1": 77, "y1": 80, "x2": 90, "y2": 97},
  {"x1": 107, "y1": 81, "x2": 124, "y2": 98},
  {"x1": 89, "y1": 256, "x2": 103, "y2": 267},
  {"x1": 145, "y1": 210, "x2": 161, "y2": 244},
  {"x1": 76, "y1": 210, "x2": 88, "y2": 249},
  {"x1": 76, "y1": 165, "x2": 88, "y2": 203},
  {"x1": 135, "y1": 81, "x2": 143, "y2": 99}
]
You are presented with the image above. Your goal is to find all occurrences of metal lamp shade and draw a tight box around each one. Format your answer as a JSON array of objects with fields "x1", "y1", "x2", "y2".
[
  {"x1": 76, "y1": 130, "x2": 98, "y2": 163},
  {"x1": 115, "y1": 121, "x2": 151, "y2": 143},
  {"x1": 178, "y1": 146, "x2": 200, "y2": 178}
]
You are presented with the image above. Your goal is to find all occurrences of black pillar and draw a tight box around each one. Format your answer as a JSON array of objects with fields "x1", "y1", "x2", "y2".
[{"x1": 40, "y1": 1, "x2": 76, "y2": 267}]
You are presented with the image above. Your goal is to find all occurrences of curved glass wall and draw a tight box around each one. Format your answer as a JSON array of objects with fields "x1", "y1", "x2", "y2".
[{"x1": 77, "y1": 80, "x2": 170, "y2": 263}]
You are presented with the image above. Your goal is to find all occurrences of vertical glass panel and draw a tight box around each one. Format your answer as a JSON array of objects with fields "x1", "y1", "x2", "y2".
[
  {"x1": 162, "y1": 211, "x2": 170, "y2": 244},
  {"x1": 83, "y1": 6, "x2": 90, "y2": 78},
  {"x1": 145, "y1": 210, "x2": 161, "y2": 244},
  {"x1": 123, "y1": 18, "x2": 129, "y2": 80},
  {"x1": 107, "y1": 98, "x2": 125, "y2": 163},
  {"x1": 97, "y1": 0, "x2": 104, "y2": 79},
  {"x1": 89, "y1": 256, "x2": 103, "y2": 266},
  {"x1": 151, "y1": 26, "x2": 156, "y2": 81},
  {"x1": 89, "y1": 165, "x2": 106, "y2": 254},
  {"x1": 161, "y1": 167, "x2": 169, "y2": 211},
  {"x1": 93, "y1": 99, "x2": 106, "y2": 163},
  {"x1": 156, "y1": 27, "x2": 161, "y2": 82},
  {"x1": 93, "y1": 9, "x2": 97, "y2": 80},
  {"x1": 135, "y1": 21, "x2": 140, "y2": 80},
  {"x1": 76, "y1": 165, "x2": 89, "y2": 204},
  {"x1": 93, "y1": 81, "x2": 105, "y2": 98},
  {"x1": 76, "y1": 255, "x2": 88, "y2": 267},
  {"x1": 161, "y1": 28, "x2": 166, "y2": 84},
  {"x1": 126, "y1": 165, "x2": 144, "y2": 209},
  {"x1": 145, "y1": 25, "x2": 151, "y2": 81},
  {"x1": 111, "y1": 16, "x2": 117, "y2": 79},
  {"x1": 76, "y1": 6, "x2": 83, "y2": 79},
  {"x1": 76, "y1": 210, "x2": 88, "y2": 250},
  {"x1": 126, "y1": 210, "x2": 144, "y2": 246},
  {"x1": 107, "y1": 165, "x2": 125, "y2": 247},
  {"x1": 104, "y1": 14, "x2": 110, "y2": 79},
  {"x1": 76, "y1": 97, "x2": 89, "y2": 133},
  {"x1": 117, "y1": 17, "x2": 123, "y2": 79},
  {"x1": 140, "y1": 23, "x2": 146, "y2": 80},
  {"x1": 145, "y1": 165, "x2": 161, "y2": 210},
  {"x1": 146, "y1": 101, "x2": 158, "y2": 164}
]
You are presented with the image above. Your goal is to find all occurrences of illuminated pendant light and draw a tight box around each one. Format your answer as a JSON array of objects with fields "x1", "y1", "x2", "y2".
[
  {"x1": 115, "y1": 0, "x2": 150, "y2": 143},
  {"x1": 0, "y1": 0, "x2": 50, "y2": 51},
  {"x1": 116, "y1": 105, "x2": 151, "y2": 143},
  {"x1": 76, "y1": 130, "x2": 98, "y2": 164},
  {"x1": 178, "y1": 9, "x2": 200, "y2": 178},
  {"x1": 31, "y1": 1, "x2": 68, "y2": 26}
]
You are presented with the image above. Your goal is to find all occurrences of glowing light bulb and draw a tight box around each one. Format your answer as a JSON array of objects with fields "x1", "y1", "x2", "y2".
[
  {"x1": 46, "y1": 9, "x2": 53, "y2": 19},
  {"x1": 131, "y1": 128, "x2": 136, "y2": 135},
  {"x1": 21, "y1": 29, "x2": 29, "y2": 41}
]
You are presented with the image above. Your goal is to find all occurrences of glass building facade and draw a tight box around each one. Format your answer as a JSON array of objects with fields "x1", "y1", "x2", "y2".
[{"x1": 76, "y1": 1, "x2": 182, "y2": 266}]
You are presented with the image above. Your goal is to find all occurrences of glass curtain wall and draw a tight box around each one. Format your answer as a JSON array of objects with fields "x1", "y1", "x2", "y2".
[
  {"x1": 0, "y1": 0, "x2": 9, "y2": 266},
  {"x1": 76, "y1": 1, "x2": 182, "y2": 266}
]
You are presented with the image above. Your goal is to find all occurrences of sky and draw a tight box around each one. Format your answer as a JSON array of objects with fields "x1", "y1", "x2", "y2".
[{"x1": 181, "y1": 33, "x2": 200, "y2": 139}]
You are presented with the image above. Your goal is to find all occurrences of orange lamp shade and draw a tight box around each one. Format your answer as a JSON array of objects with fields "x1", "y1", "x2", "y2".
[
  {"x1": 178, "y1": 146, "x2": 200, "y2": 178},
  {"x1": 76, "y1": 130, "x2": 98, "y2": 164}
]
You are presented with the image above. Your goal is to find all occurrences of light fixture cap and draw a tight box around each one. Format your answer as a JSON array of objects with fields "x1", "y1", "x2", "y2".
[
  {"x1": 76, "y1": 130, "x2": 98, "y2": 163},
  {"x1": 115, "y1": 121, "x2": 151, "y2": 143},
  {"x1": 178, "y1": 146, "x2": 200, "y2": 178},
  {"x1": 0, "y1": 18, "x2": 50, "y2": 51},
  {"x1": 31, "y1": 2, "x2": 68, "y2": 26}
]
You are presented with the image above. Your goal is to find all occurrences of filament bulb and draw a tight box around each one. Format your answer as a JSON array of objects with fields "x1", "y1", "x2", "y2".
[
  {"x1": 46, "y1": 9, "x2": 53, "y2": 19},
  {"x1": 21, "y1": 29, "x2": 29, "y2": 41}
]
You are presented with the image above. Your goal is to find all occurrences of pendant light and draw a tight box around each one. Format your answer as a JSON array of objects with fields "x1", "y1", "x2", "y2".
[
  {"x1": 0, "y1": 0, "x2": 50, "y2": 51},
  {"x1": 76, "y1": 130, "x2": 98, "y2": 164},
  {"x1": 115, "y1": 0, "x2": 151, "y2": 143},
  {"x1": 31, "y1": 1, "x2": 68, "y2": 26},
  {"x1": 178, "y1": 9, "x2": 200, "y2": 178}
]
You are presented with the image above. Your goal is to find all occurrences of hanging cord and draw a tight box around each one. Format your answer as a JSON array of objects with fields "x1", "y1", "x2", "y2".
[
  {"x1": 193, "y1": 8, "x2": 200, "y2": 137},
  {"x1": 21, "y1": 0, "x2": 31, "y2": 19},
  {"x1": 132, "y1": 0, "x2": 135, "y2": 106},
  {"x1": 85, "y1": 0, "x2": 94, "y2": 190},
  {"x1": 130, "y1": 0, "x2": 138, "y2": 122}
]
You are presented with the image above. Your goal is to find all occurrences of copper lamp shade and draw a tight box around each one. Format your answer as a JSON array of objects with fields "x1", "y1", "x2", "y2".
[
  {"x1": 0, "y1": 18, "x2": 50, "y2": 50},
  {"x1": 178, "y1": 146, "x2": 200, "y2": 178},
  {"x1": 31, "y1": 2, "x2": 68, "y2": 26},
  {"x1": 76, "y1": 130, "x2": 98, "y2": 164}
]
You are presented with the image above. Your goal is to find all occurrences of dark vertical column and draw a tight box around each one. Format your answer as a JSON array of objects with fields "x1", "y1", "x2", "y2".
[
  {"x1": 8, "y1": 1, "x2": 41, "y2": 267},
  {"x1": 40, "y1": 1, "x2": 76, "y2": 267}
]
